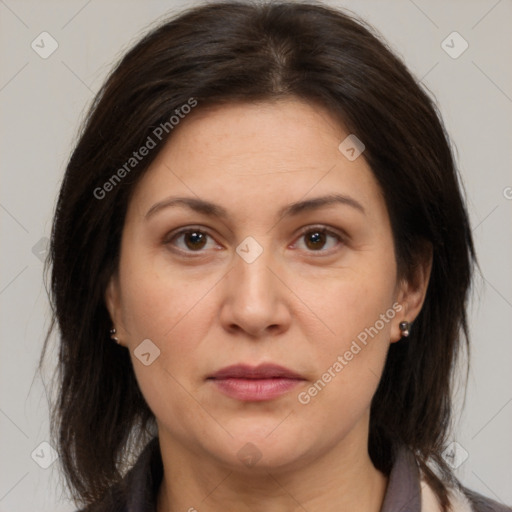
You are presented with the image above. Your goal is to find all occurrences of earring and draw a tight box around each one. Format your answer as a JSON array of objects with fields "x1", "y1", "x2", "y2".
[
  {"x1": 110, "y1": 327, "x2": 120, "y2": 344},
  {"x1": 399, "y1": 321, "x2": 411, "y2": 338}
]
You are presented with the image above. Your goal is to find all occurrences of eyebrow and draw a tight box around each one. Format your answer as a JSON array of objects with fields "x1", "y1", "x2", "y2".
[{"x1": 144, "y1": 193, "x2": 366, "y2": 221}]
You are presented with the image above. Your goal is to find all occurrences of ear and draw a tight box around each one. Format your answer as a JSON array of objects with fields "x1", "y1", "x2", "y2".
[
  {"x1": 104, "y1": 272, "x2": 127, "y2": 346},
  {"x1": 391, "y1": 241, "x2": 433, "y2": 343}
]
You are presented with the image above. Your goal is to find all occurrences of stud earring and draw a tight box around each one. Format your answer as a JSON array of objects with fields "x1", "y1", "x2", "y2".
[
  {"x1": 110, "y1": 327, "x2": 120, "y2": 344},
  {"x1": 399, "y1": 321, "x2": 411, "y2": 337}
]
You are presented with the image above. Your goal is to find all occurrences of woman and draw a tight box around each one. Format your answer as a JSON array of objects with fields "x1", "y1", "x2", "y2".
[{"x1": 40, "y1": 1, "x2": 511, "y2": 511}]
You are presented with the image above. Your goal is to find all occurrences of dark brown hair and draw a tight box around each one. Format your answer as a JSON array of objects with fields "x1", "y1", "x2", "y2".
[{"x1": 40, "y1": 1, "x2": 477, "y2": 509}]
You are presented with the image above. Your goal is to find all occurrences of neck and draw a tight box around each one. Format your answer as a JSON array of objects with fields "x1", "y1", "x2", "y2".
[{"x1": 156, "y1": 424, "x2": 388, "y2": 512}]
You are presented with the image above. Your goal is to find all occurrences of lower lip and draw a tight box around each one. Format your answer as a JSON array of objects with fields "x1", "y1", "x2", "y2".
[{"x1": 209, "y1": 378, "x2": 302, "y2": 401}]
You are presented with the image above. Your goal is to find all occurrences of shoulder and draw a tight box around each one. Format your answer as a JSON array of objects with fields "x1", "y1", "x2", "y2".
[
  {"x1": 74, "y1": 436, "x2": 162, "y2": 512},
  {"x1": 421, "y1": 474, "x2": 512, "y2": 512},
  {"x1": 74, "y1": 486, "x2": 128, "y2": 512},
  {"x1": 461, "y1": 488, "x2": 512, "y2": 512}
]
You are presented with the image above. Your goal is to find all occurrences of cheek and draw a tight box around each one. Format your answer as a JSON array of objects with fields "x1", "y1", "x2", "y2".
[
  {"x1": 120, "y1": 263, "x2": 218, "y2": 434},
  {"x1": 118, "y1": 248, "x2": 215, "y2": 344},
  {"x1": 117, "y1": 252, "x2": 220, "y2": 401},
  {"x1": 291, "y1": 266, "x2": 396, "y2": 417},
  {"x1": 291, "y1": 264, "x2": 397, "y2": 349}
]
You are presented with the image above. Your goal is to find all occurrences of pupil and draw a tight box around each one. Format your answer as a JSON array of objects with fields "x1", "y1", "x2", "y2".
[
  {"x1": 306, "y1": 231, "x2": 325, "y2": 250},
  {"x1": 185, "y1": 231, "x2": 206, "y2": 250}
]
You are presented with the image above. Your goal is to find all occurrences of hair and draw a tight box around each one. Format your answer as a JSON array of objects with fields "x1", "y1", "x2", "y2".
[{"x1": 40, "y1": 1, "x2": 477, "y2": 510}]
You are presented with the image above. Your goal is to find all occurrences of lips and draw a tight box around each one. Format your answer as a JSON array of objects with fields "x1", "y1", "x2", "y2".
[
  {"x1": 207, "y1": 364, "x2": 305, "y2": 401},
  {"x1": 208, "y1": 363, "x2": 304, "y2": 380}
]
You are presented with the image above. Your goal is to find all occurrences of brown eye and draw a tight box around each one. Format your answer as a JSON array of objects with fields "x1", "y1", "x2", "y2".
[
  {"x1": 183, "y1": 231, "x2": 207, "y2": 250},
  {"x1": 304, "y1": 230, "x2": 327, "y2": 250},
  {"x1": 295, "y1": 227, "x2": 342, "y2": 253},
  {"x1": 166, "y1": 228, "x2": 217, "y2": 253}
]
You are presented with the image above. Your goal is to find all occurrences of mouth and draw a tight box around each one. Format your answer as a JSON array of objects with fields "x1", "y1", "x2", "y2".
[{"x1": 207, "y1": 364, "x2": 306, "y2": 401}]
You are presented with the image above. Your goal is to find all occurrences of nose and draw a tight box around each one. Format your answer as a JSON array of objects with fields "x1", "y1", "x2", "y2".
[{"x1": 219, "y1": 247, "x2": 292, "y2": 338}]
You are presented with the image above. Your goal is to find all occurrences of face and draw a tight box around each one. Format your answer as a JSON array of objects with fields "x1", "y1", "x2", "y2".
[{"x1": 106, "y1": 98, "x2": 430, "y2": 473}]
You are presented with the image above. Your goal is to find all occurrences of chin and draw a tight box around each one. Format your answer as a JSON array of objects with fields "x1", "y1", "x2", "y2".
[{"x1": 206, "y1": 419, "x2": 320, "y2": 473}]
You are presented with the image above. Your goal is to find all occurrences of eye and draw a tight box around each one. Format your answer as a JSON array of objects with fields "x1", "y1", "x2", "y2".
[
  {"x1": 165, "y1": 228, "x2": 219, "y2": 253},
  {"x1": 164, "y1": 225, "x2": 344, "y2": 256},
  {"x1": 293, "y1": 226, "x2": 343, "y2": 253}
]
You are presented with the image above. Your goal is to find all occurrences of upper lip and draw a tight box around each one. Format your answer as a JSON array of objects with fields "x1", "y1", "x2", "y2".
[{"x1": 208, "y1": 364, "x2": 305, "y2": 380}]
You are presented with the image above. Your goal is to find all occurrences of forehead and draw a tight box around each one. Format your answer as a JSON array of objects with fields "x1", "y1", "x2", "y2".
[
  {"x1": 158, "y1": 98, "x2": 347, "y2": 173},
  {"x1": 127, "y1": 98, "x2": 385, "y2": 222}
]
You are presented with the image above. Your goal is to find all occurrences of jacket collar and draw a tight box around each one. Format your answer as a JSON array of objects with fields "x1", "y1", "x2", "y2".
[{"x1": 381, "y1": 445, "x2": 422, "y2": 512}]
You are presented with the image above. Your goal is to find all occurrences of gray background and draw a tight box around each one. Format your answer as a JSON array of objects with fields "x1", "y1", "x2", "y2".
[{"x1": 1, "y1": 0, "x2": 511, "y2": 510}]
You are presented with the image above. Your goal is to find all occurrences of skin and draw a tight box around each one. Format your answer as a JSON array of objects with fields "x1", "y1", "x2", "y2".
[{"x1": 105, "y1": 98, "x2": 432, "y2": 512}]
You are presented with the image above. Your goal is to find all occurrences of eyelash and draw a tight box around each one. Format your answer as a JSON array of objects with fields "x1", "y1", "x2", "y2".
[{"x1": 163, "y1": 225, "x2": 345, "y2": 257}]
